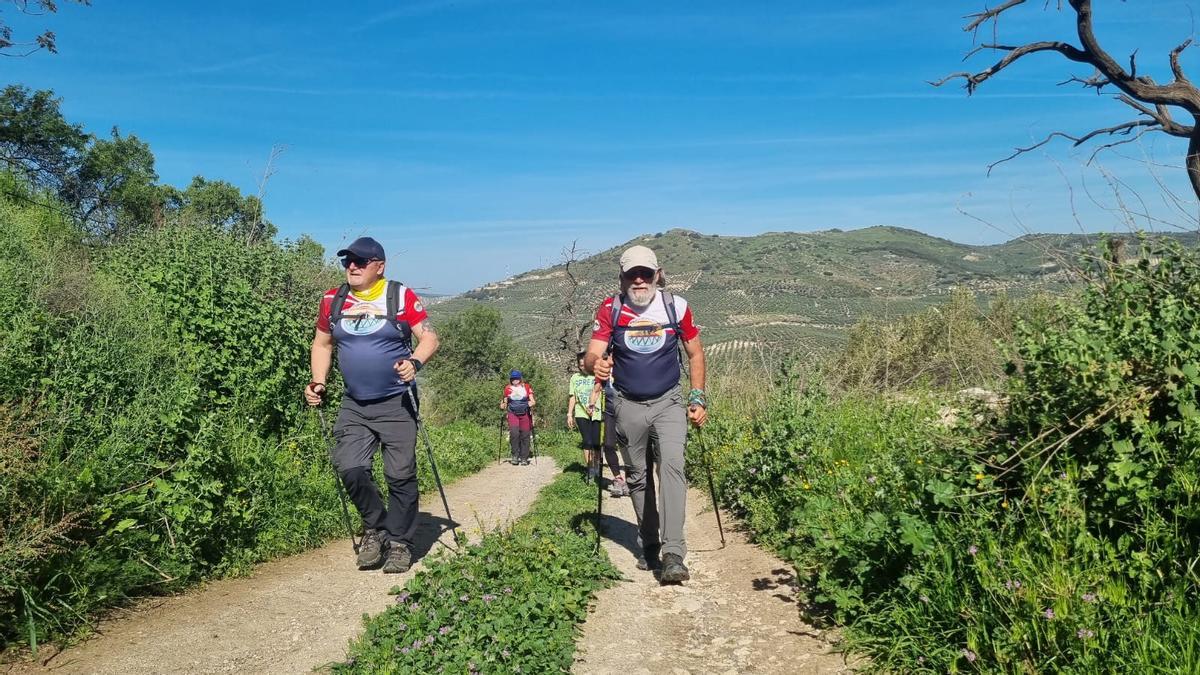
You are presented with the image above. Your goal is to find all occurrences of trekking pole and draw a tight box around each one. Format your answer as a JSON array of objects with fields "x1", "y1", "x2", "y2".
[
  {"x1": 530, "y1": 409, "x2": 538, "y2": 465},
  {"x1": 406, "y1": 389, "x2": 460, "y2": 545},
  {"x1": 692, "y1": 419, "x2": 726, "y2": 548},
  {"x1": 498, "y1": 414, "x2": 505, "y2": 465},
  {"x1": 311, "y1": 385, "x2": 361, "y2": 554},
  {"x1": 593, "y1": 396, "x2": 605, "y2": 553}
]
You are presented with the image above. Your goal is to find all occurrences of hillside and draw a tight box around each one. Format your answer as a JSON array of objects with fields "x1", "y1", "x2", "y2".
[{"x1": 428, "y1": 226, "x2": 1193, "y2": 366}]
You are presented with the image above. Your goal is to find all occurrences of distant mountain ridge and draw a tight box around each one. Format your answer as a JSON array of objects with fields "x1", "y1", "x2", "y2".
[{"x1": 429, "y1": 226, "x2": 1195, "y2": 365}]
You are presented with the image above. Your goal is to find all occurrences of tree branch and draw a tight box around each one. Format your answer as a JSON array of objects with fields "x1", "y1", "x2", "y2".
[
  {"x1": 987, "y1": 119, "x2": 1164, "y2": 175},
  {"x1": 1170, "y1": 38, "x2": 1193, "y2": 84},
  {"x1": 963, "y1": 0, "x2": 1029, "y2": 34},
  {"x1": 931, "y1": 41, "x2": 1090, "y2": 93}
]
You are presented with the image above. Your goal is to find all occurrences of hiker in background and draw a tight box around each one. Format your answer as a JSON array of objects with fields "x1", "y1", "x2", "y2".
[
  {"x1": 304, "y1": 236, "x2": 439, "y2": 574},
  {"x1": 567, "y1": 353, "x2": 603, "y2": 481},
  {"x1": 589, "y1": 376, "x2": 629, "y2": 497},
  {"x1": 501, "y1": 370, "x2": 535, "y2": 465},
  {"x1": 586, "y1": 245, "x2": 707, "y2": 583}
]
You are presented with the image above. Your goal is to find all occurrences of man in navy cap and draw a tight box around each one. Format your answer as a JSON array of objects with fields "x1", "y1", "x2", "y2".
[{"x1": 304, "y1": 236, "x2": 440, "y2": 573}]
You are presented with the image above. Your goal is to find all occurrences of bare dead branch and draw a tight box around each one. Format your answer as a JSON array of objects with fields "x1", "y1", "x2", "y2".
[
  {"x1": 964, "y1": 0, "x2": 1029, "y2": 33},
  {"x1": 1170, "y1": 39, "x2": 1193, "y2": 84},
  {"x1": 932, "y1": 41, "x2": 1089, "y2": 93},
  {"x1": 1058, "y1": 69, "x2": 1110, "y2": 93},
  {"x1": 987, "y1": 120, "x2": 1161, "y2": 175}
]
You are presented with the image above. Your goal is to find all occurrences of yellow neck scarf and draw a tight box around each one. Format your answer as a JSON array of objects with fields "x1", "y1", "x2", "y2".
[{"x1": 354, "y1": 279, "x2": 387, "y2": 302}]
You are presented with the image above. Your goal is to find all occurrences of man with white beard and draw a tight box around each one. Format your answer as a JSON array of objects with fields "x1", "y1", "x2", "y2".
[{"x1": 585, "y1": 244, "x2": 708, "y2": 583}]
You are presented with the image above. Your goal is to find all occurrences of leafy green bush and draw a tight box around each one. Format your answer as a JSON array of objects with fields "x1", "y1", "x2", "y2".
[
  {"x1": 339, "y1": 432, "x2": 619, "y2": 674},
  {"x1": 696, "y1": 238, "x2": 1200, "y2": 672},
  {"x1": 0, "y1": 190, "x2": 499, "y2": 651},
  {"x1": 425, "y1": 303, "x2": 562, "y2": 427}
]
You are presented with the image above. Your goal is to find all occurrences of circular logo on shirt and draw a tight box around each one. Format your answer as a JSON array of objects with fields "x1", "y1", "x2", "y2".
[
  {"x1": 413, "y1": 301, "x2": 424, "y2": 313},
  {"x1": 338, "y1": 301, "x2": 388, "y2": 336},
  {"x1": 624, "y1": 318, "x2": 666, "y2": 354}
]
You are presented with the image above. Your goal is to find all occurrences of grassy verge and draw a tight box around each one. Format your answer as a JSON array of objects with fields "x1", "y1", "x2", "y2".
[{"x1": 337, "y1": 431, "x2": 620, "y2": 674}]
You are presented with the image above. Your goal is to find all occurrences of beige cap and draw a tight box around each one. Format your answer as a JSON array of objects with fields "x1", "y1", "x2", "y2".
[{"x1": 619, "y1": 245, "x2": 660, "y2": 272}]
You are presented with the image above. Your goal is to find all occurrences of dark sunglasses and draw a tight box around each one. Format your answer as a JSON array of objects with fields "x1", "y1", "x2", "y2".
[
  {"x1": 622, "y1": 266, "x2": 656, "y2": 282},
  {"x1": 341, "y1": 256, "x2": 381, "y2": 269}
]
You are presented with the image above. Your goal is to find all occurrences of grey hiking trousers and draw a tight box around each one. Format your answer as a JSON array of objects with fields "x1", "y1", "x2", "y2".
[{"x1": 613, "y1": 386, "x2": 689, "y2": 559}]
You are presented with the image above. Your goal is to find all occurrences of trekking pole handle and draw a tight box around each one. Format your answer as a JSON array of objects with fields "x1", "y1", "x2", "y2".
[{"x1": 308, "y1": 382, "x2": 327, "y2": 406}]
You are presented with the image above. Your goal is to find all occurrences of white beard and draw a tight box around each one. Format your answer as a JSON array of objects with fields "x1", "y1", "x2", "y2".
[{"x1": 627, "y1": 286, "x2": 656, "y2": 307}]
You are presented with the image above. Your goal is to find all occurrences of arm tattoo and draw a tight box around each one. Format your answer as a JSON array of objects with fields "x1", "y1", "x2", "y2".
[{"x1": 419, "y1": 319, "x2": 437, "y2": 336}]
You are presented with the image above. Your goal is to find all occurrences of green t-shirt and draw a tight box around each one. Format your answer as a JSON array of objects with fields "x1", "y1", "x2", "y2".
[{"x1": 569, "y1": 373, "x2": 602, "y2": 420}]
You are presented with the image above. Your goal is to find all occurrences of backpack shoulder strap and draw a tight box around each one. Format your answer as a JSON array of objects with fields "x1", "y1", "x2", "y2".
[
  {"x1": 386, "y1": 280, "x2": 415, "y2": 350},
  {"x1": 660, "y1": 290, "x2": 687, "y2": 372},
  {"x1": 328, "y1": 283, "x2": 352, "y2": 325},
  {"x1": 661, "y1": 289, "x2": 679, "y2": 329},
  {"x1": 386, "y1": 280, "x2": 403, "y2": 328},
  {"x1": 605, "y1": 294, "x2": 623, "y2": 356}
]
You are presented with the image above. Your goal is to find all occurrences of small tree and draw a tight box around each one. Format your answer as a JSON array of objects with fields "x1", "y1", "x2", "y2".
[{"x1": 934, "y1": 0, "x2": 1200, "y2": 200}]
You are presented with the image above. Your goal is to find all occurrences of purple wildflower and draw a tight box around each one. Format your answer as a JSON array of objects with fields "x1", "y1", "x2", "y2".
[
  {"x1": 968, "y1": 544, "x2": 979, "y2": 556},
  {"x1": 425, "y1": 635, "x2": 435, "y2": 646},
  {"x1": 397, "y1": 591, "x2": 410, "y2": 603},
  {"x1": 1004, "y1": 580, "x2": 1021, "y2": 591},
  {"x1": 749, "y1": 467, "x2": 757, "y2": 475},
  {"x1": 1077, "y1": 628, "x2": 1095, "y2": 639},
  {"x1": 504, "y1": 587, "x2": 513, "y2": 594},
  {"x1": 867, "y1": 475, "x2": 877, "y2": 484},
  {"x1": 1043, "y1": 608, "x2": 1055, "y2": 620},
  {"x1": 413, "y1": 638, "x2": 423, "y2": 649},
  {"x1": 1059, "y1": 471, "x2": 1068, "y2": 480},
  {"x1": 502, "y1": 649, "x2": 511, "y2": 658},
  {"x1": 397, "y1": 623, "x2": 407, "y2": 633},
  {"x1": 962, "y1": 648, "x2": 977, "y2": 663},
  {"x1": 919, "y1": 594, "x2": 930, "y2": 604},
  {"x1": 401, "y1": 647, "x2": 410, "y2": 655},
  {"x1": 482, "y1": 593, "x2": 497, "y2": 603},
  {"x1": 410, "y1": 603, "x2": 419, "y2": 611},
  {"x1": 1081, "y1": 592, "x2": 1097, "y2": 604},
  {"x1": 460, "y1": 594, "x2": 470, "y2": 602},
  {"x1": 917, "y1": 656, "x2": 925, "y2": 664},
  {"x1": 439, "y1": 626, "x2": 451, "y2": 635}
]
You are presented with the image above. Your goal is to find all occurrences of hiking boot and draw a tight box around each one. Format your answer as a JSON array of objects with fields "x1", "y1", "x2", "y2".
[
  {"x1": 659, "y1": 553, "x2": 690, "y2": 583},
  {"x1": 609, "y1": 478, "x2": 626, "y2": 498},
  {"x1": 356, "y1": 529, "x2": 384, "y2": 569},
  {"x1": 635, "y1": 545, "x2": 661, "y2": 572},
  {"x1": 381, "y1": 543, "x2": 412, "y2": 574}
]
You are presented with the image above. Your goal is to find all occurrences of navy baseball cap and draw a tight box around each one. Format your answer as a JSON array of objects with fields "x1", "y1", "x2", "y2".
[{"x1": 336, "y1": 236, "x2": 386, "y2": 261}]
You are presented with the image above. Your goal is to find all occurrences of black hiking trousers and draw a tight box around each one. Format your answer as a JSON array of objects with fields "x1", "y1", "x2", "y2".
[{"x1": 331, "y1": 393, "x2": 419, "y2": 551}]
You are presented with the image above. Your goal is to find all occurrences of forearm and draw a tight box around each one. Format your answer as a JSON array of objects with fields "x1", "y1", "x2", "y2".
[
  {"x1": 310, "y1": 339, "x2": 333, "y2": 384},
  {"x1": 687, "y1": 350, "x2": 706, "y2": 392},
  {"x1": 411, "y1": 331, "x2": 438, "y2": 365}
]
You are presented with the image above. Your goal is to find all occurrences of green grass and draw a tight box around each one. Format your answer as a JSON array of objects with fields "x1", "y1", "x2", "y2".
[{"x1": 337, "y1": 431, "x2": 620, "y2": 674}]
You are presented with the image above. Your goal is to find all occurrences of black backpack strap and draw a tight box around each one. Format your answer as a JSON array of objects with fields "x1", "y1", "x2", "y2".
[
  {"x1": 660, "y1": 290, "x2": 687, "y2": 373},
  {"x1": 328, "y1": 283, "x2": 352, "y2": 326},
  {"x1": 386, "y1": 280, "x2": 401, "y2": 329},
  {"x1": 386, "y1": 280, "x2": 415, "y2": 349}
]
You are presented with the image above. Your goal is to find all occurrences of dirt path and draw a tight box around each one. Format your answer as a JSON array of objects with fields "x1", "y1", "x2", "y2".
[
  {"x1": 9, "y1": 459, "x2": 558, "y2": 675},
  {"x1": 574, "y1": 482, "x2": 849, "y2": 674}
]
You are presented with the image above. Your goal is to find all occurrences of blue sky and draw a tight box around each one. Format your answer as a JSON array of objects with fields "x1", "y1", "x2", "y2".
[{"x1": 5, "y1": 1, "x2": 1198, "y2": 293}]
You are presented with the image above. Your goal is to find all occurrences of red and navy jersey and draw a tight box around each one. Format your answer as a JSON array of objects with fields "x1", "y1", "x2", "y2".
[
  {"x1": 504, "y1": 383, "x2": 535, "y2": 415},
  {"x1": 591, "y1": 291, "x2": 699, "y2": 400},
  {"x1": 316, "y1": 282, "x2": 428, "y2": 402}
]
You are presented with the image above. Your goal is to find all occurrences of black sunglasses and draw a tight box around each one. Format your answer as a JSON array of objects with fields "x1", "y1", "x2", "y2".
[
  {"x1": 341, "y1": 256, "x2": 381, "y2": 269},
  {"x1": 621, "y1": 266, "x2": 656, "y2": 282}
]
